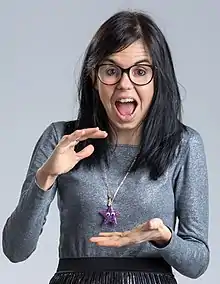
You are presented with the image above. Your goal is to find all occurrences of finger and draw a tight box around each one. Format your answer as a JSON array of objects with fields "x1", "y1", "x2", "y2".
[
  {"x1": 59, "y1": 130, "x2": 85, "y2": 148},
  {"x1": 61, "y1": 129, "x2": 98, "y2": 146},
  {"x1": 147, "y1": 218, "x2": 163, "y2": 230},
  {"x1": 96, "y1": 238, "x2": 130, "y2": 247},
  {"x1": 98, "y1": 232, "x2": 123, "y2": 237},
  {"x1": 95, "y1": 241, "x2": 122, "y2": 247},
  {"x1": 89, "y1": 235, "x2": 121, "y2": 242},
  {"x1": 79, "y1": 130, "x2": 108, "y2": 141},
  {"x1": 68, "y1": 129, "x2": 86, "y2": 143},
  {"x1": 89, "y1": 237, "x2": 123, "y2": 247},
  {"x1": 68, "y1": 128, "x2": 100, "y2": 141},
  {"x1": 89, "y1": 237, "x2": 107, "y2": 242},
  {"x1": 75, "y1": 145, "x2": 95, "y2": 161},
  {"x1": 71, "y1": 128, "x2": 98, "y2": 137},
  {"x1": 67, "y1": 128, "x2": 107, "y2": 145}
]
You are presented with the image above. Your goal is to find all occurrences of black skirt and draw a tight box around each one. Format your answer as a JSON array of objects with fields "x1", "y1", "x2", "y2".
[{"x1": 49, "y1": 257, "x2": 178, "y2": 284}]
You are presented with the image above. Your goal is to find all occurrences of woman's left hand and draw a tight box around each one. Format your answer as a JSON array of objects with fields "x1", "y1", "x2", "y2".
[{"x1": 89, "y1": 218, "x2": 172, "y2": 247}]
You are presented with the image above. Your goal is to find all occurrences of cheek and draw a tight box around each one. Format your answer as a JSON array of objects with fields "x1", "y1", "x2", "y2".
[
  {"x1": 138, "y1": 83, "x2": 154, "y2": 108},
  {"x1": 97, "y1": 83, "x2": 114, "y2": 105}
]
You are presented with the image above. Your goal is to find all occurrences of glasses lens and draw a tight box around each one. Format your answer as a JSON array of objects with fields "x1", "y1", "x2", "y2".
[
  {"x1": 98, "y1": 64, "x2": 121, "y2": 85},
  {"x1": 98, "y1": 64, "x2": 153, "y2": 85},
  {"x1": 130, "y1": 65, "x2": 153, "y2": 85}
]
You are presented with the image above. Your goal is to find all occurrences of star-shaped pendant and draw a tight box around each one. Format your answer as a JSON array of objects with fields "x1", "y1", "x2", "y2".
[{"x1": 99, "y1": 205, "x2": 120, "y2": 226}]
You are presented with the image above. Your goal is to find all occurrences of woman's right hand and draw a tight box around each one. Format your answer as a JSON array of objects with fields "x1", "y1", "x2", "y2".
[{"x1": 36, "y1": 127, "x2": 108, "y2": 190}]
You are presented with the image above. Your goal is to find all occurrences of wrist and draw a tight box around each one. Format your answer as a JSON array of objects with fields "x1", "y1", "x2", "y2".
[{"x1": 36, "y1": 168, "x2": 57, "y2": 191}]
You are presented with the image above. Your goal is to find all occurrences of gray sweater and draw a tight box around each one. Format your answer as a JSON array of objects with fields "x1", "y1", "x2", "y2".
[{"x1": 2, "y1": 121, "x2": 209, "y2": 279}]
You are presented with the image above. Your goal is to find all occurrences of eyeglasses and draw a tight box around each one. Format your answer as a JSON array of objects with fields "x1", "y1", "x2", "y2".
[{"x1": 96, "y1": 63, "x2": 155, "y2": 86}]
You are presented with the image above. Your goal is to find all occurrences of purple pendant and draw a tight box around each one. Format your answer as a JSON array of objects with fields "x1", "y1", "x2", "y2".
[{"x1": 99, "y1": 205, "x2": 120, "y2": 225}]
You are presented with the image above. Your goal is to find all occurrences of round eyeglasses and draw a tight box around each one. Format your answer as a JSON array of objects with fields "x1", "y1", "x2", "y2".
[{"x1": 97, "y1": 63, "x2": 155, "y2": 86}]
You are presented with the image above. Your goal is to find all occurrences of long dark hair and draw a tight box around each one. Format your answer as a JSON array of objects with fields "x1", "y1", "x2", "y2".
[{"x1": 65, "y1": 10, "x2": 186, "y2": 180}]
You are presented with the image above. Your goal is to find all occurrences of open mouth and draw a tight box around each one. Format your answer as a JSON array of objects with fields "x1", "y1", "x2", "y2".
[{"x1": 114, "y1": 98, "x2": 138, "y2": 117}]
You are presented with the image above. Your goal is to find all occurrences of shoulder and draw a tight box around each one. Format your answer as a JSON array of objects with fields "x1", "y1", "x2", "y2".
[
  {"x1": 177, "y1": 124, "x2": 206, "y2": 166},
  {"x1": 171, "y1": 125, "x2": 207, "y2": 178},
  {"x1": 173, "y1": 124, "x2": 205, "y2": 165},
  {"x1": 181, "y1": 125, "x2": 205, "y2": 150}
]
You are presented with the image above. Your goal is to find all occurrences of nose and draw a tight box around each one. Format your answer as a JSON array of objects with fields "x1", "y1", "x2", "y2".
[{"x1": 116, "y1": 72, "x2": 133, "y2": 90}]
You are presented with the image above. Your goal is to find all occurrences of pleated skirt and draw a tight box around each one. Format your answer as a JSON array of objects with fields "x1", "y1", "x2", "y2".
[{"x1": 49, "y1": 258, "x2": 178, "y2": 284}]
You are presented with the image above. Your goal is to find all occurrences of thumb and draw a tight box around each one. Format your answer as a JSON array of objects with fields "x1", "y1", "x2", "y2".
[
  {"x1": 75, "y1": 145, "x2": 95, "y2": 161},
  {"x1": 144, "y1": 218, "x2": 164, "y2": 230}
]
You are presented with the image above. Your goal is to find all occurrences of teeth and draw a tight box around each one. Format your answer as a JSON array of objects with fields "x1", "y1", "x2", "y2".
[{"x1": 117, "y1": 98, "x2": 135, "y2": 103}]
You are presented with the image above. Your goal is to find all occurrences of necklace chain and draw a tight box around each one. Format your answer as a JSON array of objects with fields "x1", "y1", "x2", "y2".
[{"x1": 102, "y1": 155, "x2": 137, "y2": 206}]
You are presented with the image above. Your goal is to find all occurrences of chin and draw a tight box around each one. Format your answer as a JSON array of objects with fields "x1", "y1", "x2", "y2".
[{"x1": 111, "y1": 119, "x2": 143, "y2": 131}]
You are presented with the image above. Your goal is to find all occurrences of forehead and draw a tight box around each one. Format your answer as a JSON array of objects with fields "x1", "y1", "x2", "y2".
[{"x1": 105, "y1": 40, "x2": 151, "y2": 66}]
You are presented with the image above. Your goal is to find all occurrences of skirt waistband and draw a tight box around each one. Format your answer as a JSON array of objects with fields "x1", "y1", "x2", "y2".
[{"x1": 56, "y1": 257, "x2": 172, "y2": 274}]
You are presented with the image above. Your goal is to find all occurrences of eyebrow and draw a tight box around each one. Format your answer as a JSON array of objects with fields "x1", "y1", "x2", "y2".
[{"x1": 103, "y1": 58, "x2": 151, "y2": 65}]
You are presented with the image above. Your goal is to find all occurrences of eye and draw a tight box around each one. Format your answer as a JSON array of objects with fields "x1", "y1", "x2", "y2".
[
  {"x1": 105, "y1": 67, "x2": 118, "y2": 76},
  {"x1": 138, "y1": 69, "x2": 146, "y2": 76},
  {"x1": 132, "y1": 65, "x2": 151, "y2": 77},
  {"x1": 133, "y1": 68, "x2": 146, "y2": 76},
  {"x1": 106, "y1": 212, "x2": 110, "y2": 217},
  {"x1": 111, "y1": 212, "x2": 115, "y2": 216},
  {"x1": 99, "y1": 64, "x2": 120, "y2": 77}
]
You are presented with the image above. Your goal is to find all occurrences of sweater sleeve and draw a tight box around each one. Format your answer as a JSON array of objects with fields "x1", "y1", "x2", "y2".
[
  {"x1": 2, "y1": 123, "x2": 59, "y2": 263},
  {"x1": 151, "y1": 130, "x2": 210, "y2": 279}
]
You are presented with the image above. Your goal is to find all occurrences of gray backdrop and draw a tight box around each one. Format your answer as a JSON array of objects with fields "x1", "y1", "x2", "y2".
[{"x1": 0, "y1": 1, "x2": 219, "y2": 283}]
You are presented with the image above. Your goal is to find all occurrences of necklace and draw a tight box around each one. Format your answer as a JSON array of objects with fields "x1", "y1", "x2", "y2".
[{"x1": 99, "y1": 154, "x2": 137, "y2": 226}]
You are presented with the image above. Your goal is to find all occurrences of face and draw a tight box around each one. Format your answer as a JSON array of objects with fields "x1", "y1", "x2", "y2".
[{"x1": 95, "y1": 40, "x2": 154, "y2": 133}]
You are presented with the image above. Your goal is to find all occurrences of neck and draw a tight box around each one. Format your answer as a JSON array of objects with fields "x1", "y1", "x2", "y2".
[{"x1": 109, "y1": 126, "x2": 142, "y2": 145}]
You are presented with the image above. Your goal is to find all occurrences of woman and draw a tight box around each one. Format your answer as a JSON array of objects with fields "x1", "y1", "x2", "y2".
[{"x1": 2, "y1": 10, "x2": 209, "y2": 284}]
